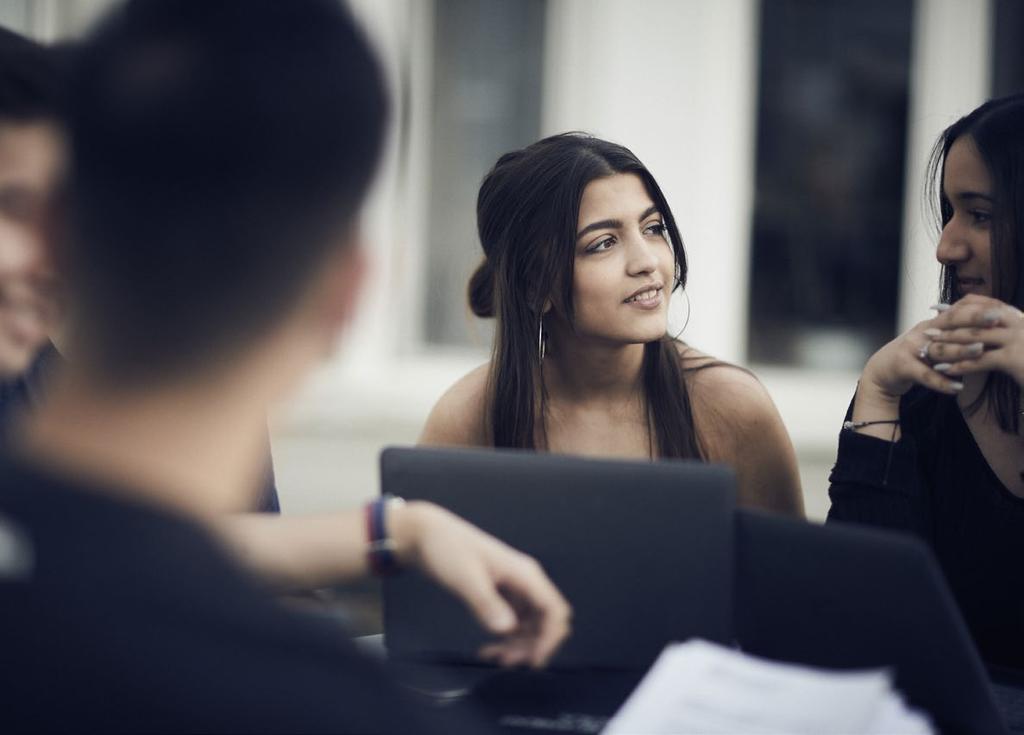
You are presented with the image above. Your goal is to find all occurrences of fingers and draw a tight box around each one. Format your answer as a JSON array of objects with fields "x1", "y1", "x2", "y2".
[
  {"x1": 448, "y1": 561, "x2": 520, "y2": 635},
  {"x1": 908, "y1": 353, "x2": 963, "y2": 394},
  {"x1": 492, "y1": 555, "x2": 572, "y2": 667},
  {"x1": 938, "y1": 350, "x2": 1002, "y2": 377},
  {"x1": 413, "y1": 506, "x2": 571, "y2": 669},
  {"x1": 928, "y1": 326, "x2": 1011, "y2": 347},
  {"x1": 922, "y1": 338, "x2": 986, "y2": 362},
  {"x1": 479, "y1": 634, "x2": 539, "y2": 668},
  {"x1": 931, "y1": 298, "x2": 1023, "y2": 330}
]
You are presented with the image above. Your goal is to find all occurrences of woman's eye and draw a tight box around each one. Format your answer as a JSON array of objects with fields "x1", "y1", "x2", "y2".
[
  {"x1": 586, "y1": 237, "x2": 615, "y2": 253},
  {"x1": 643, "y1": 221, "x2": 666, "y2": 237},
  {"x1": 970, "y1": 210, "x2": 991, "y2": 226}
]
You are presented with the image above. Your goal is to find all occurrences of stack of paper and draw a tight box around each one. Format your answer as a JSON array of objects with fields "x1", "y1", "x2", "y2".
[{"x1": 605, "y1": 640, "x2": 933, "y2": 734}]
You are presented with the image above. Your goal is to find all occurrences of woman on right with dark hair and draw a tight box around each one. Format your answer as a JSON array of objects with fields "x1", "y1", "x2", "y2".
[{"x1": 828, "y1": 94, "x2": 1024, "y2": 669}]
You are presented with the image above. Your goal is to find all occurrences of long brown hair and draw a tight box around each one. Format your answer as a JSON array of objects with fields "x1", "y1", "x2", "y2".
[
  {"x1": 927, "y1": 95, "x2": 1024, "y2": 433},
  {"x1": 468, "y1": 133, "x2": 704, "y2": 458}
]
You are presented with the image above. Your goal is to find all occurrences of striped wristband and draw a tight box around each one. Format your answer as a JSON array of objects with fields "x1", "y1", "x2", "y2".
[{"x1": 365, "y1": 495, "x2": 405, "y2": 576}]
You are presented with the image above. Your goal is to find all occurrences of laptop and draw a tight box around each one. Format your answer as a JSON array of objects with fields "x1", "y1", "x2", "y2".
[
  {"x1": 735, "y1": 510, "x2": 1007, "y2": 735},
  {"x1": 380, "y1": 446, "x2": 737, "y2": 731}
]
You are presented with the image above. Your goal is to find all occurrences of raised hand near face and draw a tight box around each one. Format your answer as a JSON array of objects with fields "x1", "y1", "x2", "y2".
[
  {"x1": 925, "y1": 294, "x2": 1024, "y2": 388},
  {"x1": 859, "y1": 313, "x2": 969, "y2": 405}
]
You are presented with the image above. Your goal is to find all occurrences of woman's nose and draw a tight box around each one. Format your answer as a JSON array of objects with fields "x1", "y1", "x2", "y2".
[
  {"x1": 626, "y1": 237, "x2": 659, "y2": 275},
  {"x1": 935, "y1": 219, "x2": 971, "y2": 266}
]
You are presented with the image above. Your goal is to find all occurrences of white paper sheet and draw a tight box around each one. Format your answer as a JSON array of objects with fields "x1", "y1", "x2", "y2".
[{"x1": 604, "y1": 640, "x2": 933, "y2": 735}]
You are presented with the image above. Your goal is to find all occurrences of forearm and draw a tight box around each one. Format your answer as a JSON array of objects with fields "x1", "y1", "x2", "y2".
[
  {"x1": 850, "y1": 381, "x2": 902, "y2": 442},
  {"x1": 827, "y1": 425, "x2": 929, "y2": 537},
  {"x1": 214, "y1": 503, "x2": 433, "y2": 592},
  {"x1": 214, "y1": 511, "x2": 375, "y2": 591},
  {"x1": 218, "y1": 502, "x2": 570, "y2": 666}
]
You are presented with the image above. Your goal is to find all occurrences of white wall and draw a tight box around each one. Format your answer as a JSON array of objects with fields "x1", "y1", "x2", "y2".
[
  {"x1": 543, "y1": 0, "x2": 758, "y2": 364},
  {"x1": 898, "y1": 0, "x2": 992, "y2": 333}
]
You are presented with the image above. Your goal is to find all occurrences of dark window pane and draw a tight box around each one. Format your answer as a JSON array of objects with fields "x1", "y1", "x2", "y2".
[
  {"x1": 424, "y1": 0, "x2": 546, "y2": 347},
  {"x1": 993, "y1": 0, "x2": 1024, "y2": 97},
  {"x1": 748, "y1": 0, "x2": 914, "y2": 369}
]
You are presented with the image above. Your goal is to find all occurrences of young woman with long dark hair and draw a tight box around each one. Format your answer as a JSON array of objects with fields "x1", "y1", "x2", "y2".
[
  {"x1": 828, "y1": 94, "x2": 1024, "y2": 668},
  {"x1": 421, "y1": 133, "x2": 804, "y2": 515}
]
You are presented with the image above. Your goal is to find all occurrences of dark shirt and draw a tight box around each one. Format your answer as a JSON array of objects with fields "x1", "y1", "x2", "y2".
[
  {"x1": 0, "y1": 343, "x2": 281, "y2": 513},
  {"x1": 0, "y1": 342, "x2": 60, "y2": 444},
  {"x1": 828, "y1": 385, "x2": 1024, "y2": 668},
  {"x1": 0, "y1": 457, "x2": 478, "y2": 734}
]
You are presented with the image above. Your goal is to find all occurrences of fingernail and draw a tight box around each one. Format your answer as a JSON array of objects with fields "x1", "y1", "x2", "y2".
[
  {"x1": 933, "y1": 363, "x2": 952, "y2": 372},
  {"x1": 967, "y1": 342, "x2": 984, "y2": 355},
  {"x1": 982, "y1": 308, "x2": 1001, "y2": 324},
  {"x1": 923, "y1": 328, "x2": 942, "y2": 338},
  {"x1": 930, "y1": 303, "x2": 951, "y2": 312},
  {"x1": 949, "y1": 381, "x2": 964, "y2": 391}
]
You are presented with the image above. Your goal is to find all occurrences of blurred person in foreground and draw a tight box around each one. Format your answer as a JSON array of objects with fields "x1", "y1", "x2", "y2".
[
  {"x1": 0, "y1": 29, "x2": 284, "y2": 512},
  {"x1": 0, "y1": 21, "x2": 561, "y2": 633},
  {"x1": 0, "y1": 2, "x2": 569, "y2": 732},
  {"x1": 0, "y1": 27, "x2": 63, "y2": 435}
]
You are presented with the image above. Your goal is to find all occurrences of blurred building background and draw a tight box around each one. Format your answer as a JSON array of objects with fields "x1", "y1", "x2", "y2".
[{"x1": 6, "y1": 0, "x2": 1020, "y2": 521}]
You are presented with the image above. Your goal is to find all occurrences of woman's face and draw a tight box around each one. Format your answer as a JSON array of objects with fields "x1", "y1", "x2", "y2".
[
  {"x1": 936, "y1": 135, "x2": 993, "y2": 299},
  {"x1": 566, "y1": 172, "x2": 675, "y2": 345}
]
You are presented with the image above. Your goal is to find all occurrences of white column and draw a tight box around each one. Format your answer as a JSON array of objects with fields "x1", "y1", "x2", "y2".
[
  {"x1": 898, "y1": 0, "x2": 992, "y2": 332},
  {"x1": 543, "y1": 0, "x2": 759, "y2": 363}
]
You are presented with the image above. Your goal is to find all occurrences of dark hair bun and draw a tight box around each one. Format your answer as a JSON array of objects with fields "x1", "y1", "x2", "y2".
[{"x1": 468, "y1": 257, "x2": 495, "y2": 318}]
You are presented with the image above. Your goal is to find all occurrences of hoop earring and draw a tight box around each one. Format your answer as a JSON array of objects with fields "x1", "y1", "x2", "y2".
[
  {"x1": 538, "y1": 316, "x2": 546, "y2": 363},
  {"x1": 670, "y1": 288, "x2": 691, "y2": 340}
]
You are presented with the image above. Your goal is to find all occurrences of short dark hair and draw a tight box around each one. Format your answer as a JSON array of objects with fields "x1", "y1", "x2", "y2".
[
  {"x1": 64, "y1": 0, "x2": 388, "y2": 384},
  {"x1": 0, "y1": 26, "x2": 62, "y2": 123}
]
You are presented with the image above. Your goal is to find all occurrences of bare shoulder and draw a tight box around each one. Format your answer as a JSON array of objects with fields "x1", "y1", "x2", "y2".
[
  {"x1": 676, "y1": 343, "x2": 775, "y2": 426},
  {"x1": 418, "y1": 363, "x2": 491, "y2": 447},
  {"x1": 674, "y1": 342, "x2": 804, "y2": 516}
]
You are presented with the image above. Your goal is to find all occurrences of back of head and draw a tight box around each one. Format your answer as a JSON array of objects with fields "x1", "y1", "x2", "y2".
[
  {"x1": 0, "y1": 26, "x2": 61, "y2": 124},
  {"x1": 66, "y1": 0, "x2": 388, "y2": 385}
]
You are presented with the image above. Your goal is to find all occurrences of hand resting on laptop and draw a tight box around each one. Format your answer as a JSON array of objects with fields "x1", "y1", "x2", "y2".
[
  {"x1": 390, "y1": 500, "x2": 572, "y2": 668},
  {"x1": 220, "y1": 499, "x2": 572, "y2": 668}
]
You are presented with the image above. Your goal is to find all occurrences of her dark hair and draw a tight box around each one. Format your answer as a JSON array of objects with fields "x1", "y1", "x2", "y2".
[
  {"x1": 926, "y1": 94, "x2": 1024, "y2": 433},
  {"x1": 0, "y1": 27, "x2": 62, "y2": 123},
  {"x1": 469, "y1": 132, "x2": 704, "y2": 458}
]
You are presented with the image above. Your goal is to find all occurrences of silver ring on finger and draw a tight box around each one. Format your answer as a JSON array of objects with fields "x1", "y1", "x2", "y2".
[{"x1": 917, "y1": 340, "x2": 931, "y2": 363}]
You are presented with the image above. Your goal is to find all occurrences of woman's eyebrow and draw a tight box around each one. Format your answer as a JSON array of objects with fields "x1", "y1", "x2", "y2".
[
  {"x1": 638, "y1": 205, "x2": 659, "y2": 221},
  {"x1": 576, "y1": 218, "x2": 620, "y2": 240},
  {"x1": 954, "y1": 191, "x2": 994, "y2": 203},
  {"x1": 576, "y1": 205, "x2": 661, "y2": 241}
]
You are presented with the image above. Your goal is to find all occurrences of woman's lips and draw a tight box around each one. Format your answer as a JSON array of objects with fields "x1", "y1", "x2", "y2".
[{"x1": 623, "y1": 287, "x2": 663, "y2": 310}]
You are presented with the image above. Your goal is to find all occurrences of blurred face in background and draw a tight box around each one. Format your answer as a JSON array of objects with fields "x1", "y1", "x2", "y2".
[{"x1": 0, "y1": 120, "x2": 62, "y2": 376}]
